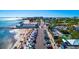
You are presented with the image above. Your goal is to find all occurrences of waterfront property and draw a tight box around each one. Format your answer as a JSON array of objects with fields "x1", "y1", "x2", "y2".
[
  {"x1": 1, "y1": 16, "x2": 79, "y2": 49},
  {"x1": 16, "y1": 22, "x2": 39, "y2": 28}
]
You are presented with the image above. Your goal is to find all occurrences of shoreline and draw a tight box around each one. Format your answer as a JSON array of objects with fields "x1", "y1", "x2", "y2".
[{"x1": 11, "y1": 29, "x2": 32, "y2": 49}]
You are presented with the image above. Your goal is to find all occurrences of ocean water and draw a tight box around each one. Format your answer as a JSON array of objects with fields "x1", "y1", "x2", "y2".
[
  {"x1": 0, "y1": 18, "x2": 22, "y2": 48},
  {"x1": 0, "y1": 20, "x2": 21, "y2": 27}
]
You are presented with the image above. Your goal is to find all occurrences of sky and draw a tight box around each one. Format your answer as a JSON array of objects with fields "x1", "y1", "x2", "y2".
[{"x1": 0, "y1": 10, "x2": 79, "y2": 17}]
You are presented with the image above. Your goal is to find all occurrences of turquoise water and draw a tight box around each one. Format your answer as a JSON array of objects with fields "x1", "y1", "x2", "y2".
[
  {"x1": 0, "y1": 18, "x2": 22, "y2": 48},
  {"x1": 0, "y1": 20, "x2": 21, "y2": 27}
]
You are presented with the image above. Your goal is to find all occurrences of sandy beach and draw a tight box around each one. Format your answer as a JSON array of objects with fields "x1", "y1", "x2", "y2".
[{"x1": 11, "y1": 29, "x2": 32, "y2": 49}]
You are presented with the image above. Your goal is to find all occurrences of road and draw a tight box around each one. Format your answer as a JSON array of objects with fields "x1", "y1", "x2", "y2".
[
  {"x1": 35, "y1": 19, "x2": 46, "y2": 49},
  {"x1": 35, "y1": 28, "x2": 46, "y2": 49}
]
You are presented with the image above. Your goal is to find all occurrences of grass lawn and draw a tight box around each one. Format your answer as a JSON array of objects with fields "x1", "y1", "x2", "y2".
[
  {"x1": 71, "y1": 31, "x2": 79, "y2": 39},
  {"x1": 60, "y1": 29, "x2": 79, "y2": 39}
]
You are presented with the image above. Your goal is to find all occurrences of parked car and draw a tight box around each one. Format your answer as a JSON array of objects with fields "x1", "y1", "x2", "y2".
[
  {"x1": 46, "y1": 44, "x2": 53, "y2": 49},
  {"x1": 45, "y1": 40, "x2": 51, "y2": 44}
]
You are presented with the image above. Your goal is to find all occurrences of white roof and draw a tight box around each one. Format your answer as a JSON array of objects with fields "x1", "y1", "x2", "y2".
[{"x1": 63, "y1": 39, "x2": 79, "y2": 45}]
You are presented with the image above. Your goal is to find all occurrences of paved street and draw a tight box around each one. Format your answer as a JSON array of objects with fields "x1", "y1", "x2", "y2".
[
  {"x1": 35, "y1": 28, "x2": 46, "y2": 49},
  {"x1": 35, "y1": 19, "x2": 46, "y2": 49}
]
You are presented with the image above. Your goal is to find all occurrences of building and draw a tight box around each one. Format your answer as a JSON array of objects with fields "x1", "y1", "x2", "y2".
[
  {"x1": 73, "y1": 25, "x2": 79, "y2": 31},
  {"x1": 62, "y1": 39, "x2": 79, "y2": 49},
  {"x1": 16, "y1": 22, "x2": 39, "y2": 28}
]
